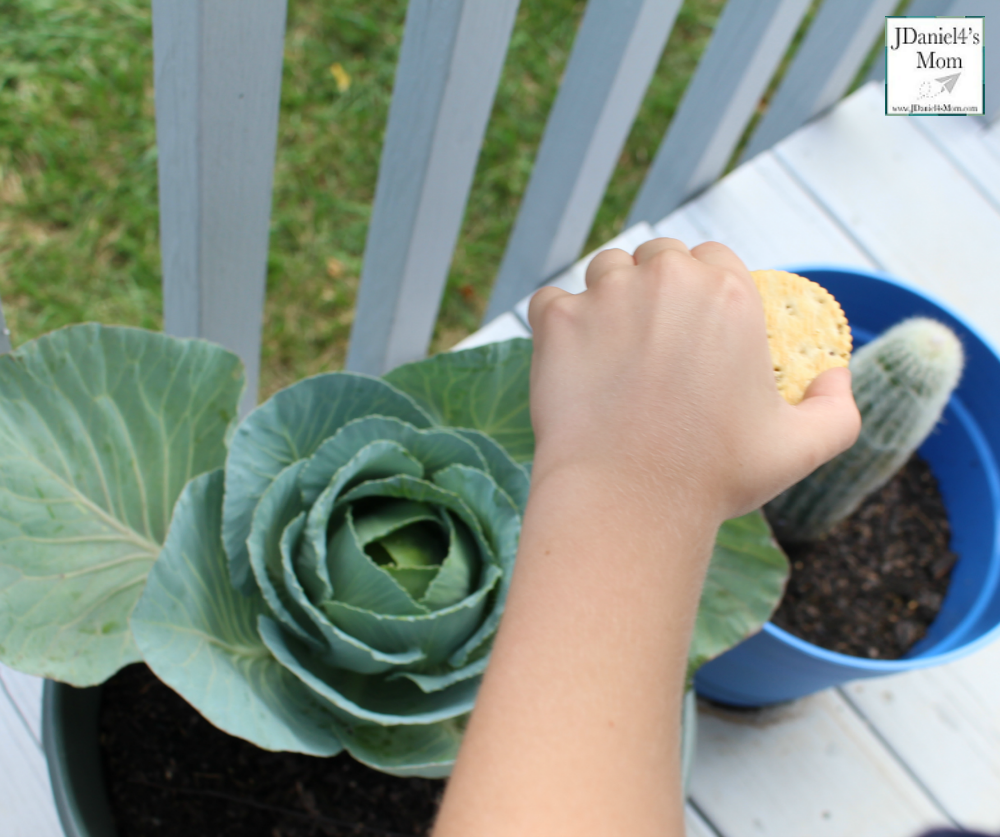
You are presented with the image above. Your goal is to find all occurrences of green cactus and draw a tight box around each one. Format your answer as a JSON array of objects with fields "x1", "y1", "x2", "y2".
[{"x1": 766, "y1": 317, "x2": 964, "y2": 543}]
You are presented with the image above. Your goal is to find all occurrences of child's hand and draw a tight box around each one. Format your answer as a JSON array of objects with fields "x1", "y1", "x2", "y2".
[{"x1": 527, "y1": 238, "x2": 861, "y2": 525}]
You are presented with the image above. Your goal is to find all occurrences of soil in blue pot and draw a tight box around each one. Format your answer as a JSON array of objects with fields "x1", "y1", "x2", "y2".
[
  {"x1": 768, "y1": 453, "x2": 958, "y2": 659},
  {"x1": 99, "y1": 664, "x2": 445, "y2": 836}
]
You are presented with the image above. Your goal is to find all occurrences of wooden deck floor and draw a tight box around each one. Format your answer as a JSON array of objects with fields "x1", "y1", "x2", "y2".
[{"x1": 4, "y1": 81, "x2": 1000, "y2": 836}]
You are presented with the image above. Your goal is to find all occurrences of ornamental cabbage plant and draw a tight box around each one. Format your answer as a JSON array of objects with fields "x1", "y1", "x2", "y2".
[
  {"x1": 131, "y1": 361, "x2": 531, "y2": 776},
  {"x1": 0, "y1": 324, "x2": 788, "y2": 778}
]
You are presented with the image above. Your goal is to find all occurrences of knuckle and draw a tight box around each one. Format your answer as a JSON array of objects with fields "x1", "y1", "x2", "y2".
[
  {"x1": 527, "y1": 289, "x2": 554, "y2": 328},
  {"x1": 648, "y1": 247, "x2": 688, "y2": 275},
  {"x1": 722, "y1": 267, "x2": 749, "y2": 291},
  {"x1": 595, "y1": 246, "x2": 630, "y2": 264},
  {"x1": 635, "y1": 237, "x2": 681, "y2": 260},
  {"x1": 586, "y1": 248, "x2": 631, "y2": 283},
  {"x1": 604, "y1": 265, "x2": 635, "y2": 286},
  {"x1": 692, "y1": 240, "x2": 729, "y2": 258},
  {"x1": 589, "y1": 266, "x2": 633, "y2": 297},
  {"x1": 531, "y1": 291, "x2": 575, "y2": 332},
  {"x1": 717, "y1": 267, "x2": 754, "y2": 304}
]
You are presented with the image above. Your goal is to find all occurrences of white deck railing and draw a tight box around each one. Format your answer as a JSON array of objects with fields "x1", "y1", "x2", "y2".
[{"x1": 3, "y1": 0, "x2": 994, "y2": 397}]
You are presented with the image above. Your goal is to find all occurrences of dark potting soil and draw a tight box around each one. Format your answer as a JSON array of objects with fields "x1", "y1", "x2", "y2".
[
  {"x1": 99, "y1": 663, "x2": 445, "y2": 837},
  {"x1": 769, "y1": 453, "x2": 958, "y2": 659}
]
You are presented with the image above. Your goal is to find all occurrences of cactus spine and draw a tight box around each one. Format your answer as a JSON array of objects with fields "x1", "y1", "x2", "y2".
[{"x1": 766, "y1": 317, "x2": 964, "y2": 543}]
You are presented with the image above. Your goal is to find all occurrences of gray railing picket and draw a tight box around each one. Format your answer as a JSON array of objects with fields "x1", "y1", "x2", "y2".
[
  {"x1": 37, "y1": 0, "x2": 947, "y2": 396},
  {"x1": 483, "y1": 0, "x2": 682, "y2": 324},
  {"x1": 627, "y1": 0, "x2": 811, "y2": 226},
  {"x1": 152, "y1": 0, "x2": 288, "y2": 415},
  {"x1": 345, "y1": 0, "x2": 520, "y2": 376},
  {"x1": 742, "y1": 0, "x2": 898, "y2": 163}
]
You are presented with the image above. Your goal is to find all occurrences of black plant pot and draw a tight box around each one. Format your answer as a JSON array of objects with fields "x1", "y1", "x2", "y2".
[
  {"x1": 42, "y1": 681, "x2": 117, "y2": 837},
  {"x1": 41, "y1": 679, "x2": 698, "y2": 837}
]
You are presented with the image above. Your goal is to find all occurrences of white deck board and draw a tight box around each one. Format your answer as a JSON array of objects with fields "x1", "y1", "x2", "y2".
[
  {"x1": 0, "y1": 672, "x2": 62, "y2": 837},
  {"x1": 689, "y1": 692, "x2": 953, "y2": 837},
  {"x1": 650, "y1": 205, "x2": 711, "y2": 249},
  {"x1": 686, "y1": 803, "x2": 722, "y2": 837},
  {"x1": 842, "y1": 639, "x2": 1000, "y2": 833},
  {"x1": 911, "y1": 113, "x2": 1000, "y2": 211},
  {"x1": 982, "y1": 116, "x2": 1000, "y2": 159},
  {"x1": 1, "y1": 662, "x2": 44, "y2": 745},
  {"x1": 451, "y1": 311, "x2": 530, "y2": 350},
  {"x1": 655, "y1": 150, "x2": 877, "y2": 272},
  {"x1": 775, "y1": 82, "x2": 1000, "y2": 350}
]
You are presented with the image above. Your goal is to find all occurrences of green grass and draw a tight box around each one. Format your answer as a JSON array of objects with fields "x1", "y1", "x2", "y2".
[
  {"x1": 0, "y1": 0, "x2": 161, "y2": 335},
  {"x1": 2, "y1": 0, "x2": 878, "y2": 402}
]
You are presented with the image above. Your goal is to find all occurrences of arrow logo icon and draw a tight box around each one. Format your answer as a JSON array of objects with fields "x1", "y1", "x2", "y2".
[{"x1": 936, "y1": 72, "x2": 961, "y2": 94}]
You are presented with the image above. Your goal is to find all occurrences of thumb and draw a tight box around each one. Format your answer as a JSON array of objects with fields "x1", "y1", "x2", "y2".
[{"x1": 785, "y1": 367, "x2": 862, "y2": 477}]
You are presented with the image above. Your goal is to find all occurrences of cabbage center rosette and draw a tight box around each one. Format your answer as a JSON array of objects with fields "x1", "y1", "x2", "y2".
[{"x1": 131, "y1": 372, "x2": 529, "y2": 778}]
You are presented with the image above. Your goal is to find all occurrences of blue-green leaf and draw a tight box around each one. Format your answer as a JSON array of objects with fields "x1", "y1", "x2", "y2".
[
  {"x1": 384, "y1": 566, "x2": 439, "y2": 601},
  {"x1": 326, "y1": 509, "x2": 428, "y2": 616},
  {"x1": 432, "y1": 465, "x2": 520, "y2": 570},
  {"x1": 224, "y1": 373, "x2": 433, "y2": 592},
  {"x1": 299, "y1": 441, "x2": 425, "y2": 606},
  {"x1": 454, "y1": 428, "x2": 530, "y2": 512},
  {"x1": 300, "y1": 417, "x2": 486, "y2": 505},
  {"x1": 375, "y1": 522, "x2": 446, "y2": 568},
  {"x1": 351, "y1": 499, "x2": 440, "y2": 546},
  {"x1": 278, "y1": 520, "x2": 427, "y2": 675},
  {"x1": 391, "y1": 656, "x2": 489, "y2": 694},
  {"x1": 345, "y1": 718, "x2": 468, "y2": 779},
  {"x1": 384, "y1": 338, "x2": 534, "y2": 463},
  {"x1": 433, "y1": 465, "x2": 521, "y2": 667},
  {"x1": 690, "y1": 510, "x2": 789, "y2": 675},
  {"x1": 259, "y1": 615, "x2": 479, "y2": 726},
  {"x1": 323, "y1": 566, "x2": 502, "y2": 666},
  {"x1": 246, "y1": 461, "x2": 321, "y2": 645},
  {"x1": 131, "y1": 470, "x2": 344, "y2": 756},
  {"x1": 420, "y1": 512, "x2": 477, "y2": 611},
  {"x1": 337, "y1": 475, "x2": 497, "y2": 571},
  {"x1": 0, "y1": 324, "x2": 243, "y2": 685}
]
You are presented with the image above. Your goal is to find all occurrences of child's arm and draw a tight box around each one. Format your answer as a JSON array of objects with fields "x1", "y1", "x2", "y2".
[{"x1": 432, "y1": 239, "x2": 860, "y2": 837}]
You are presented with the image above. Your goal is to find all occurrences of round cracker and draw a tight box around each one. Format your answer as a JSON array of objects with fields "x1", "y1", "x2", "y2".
[{"x1": 751, "y1": 269, "x2": 852, "y2": 405}]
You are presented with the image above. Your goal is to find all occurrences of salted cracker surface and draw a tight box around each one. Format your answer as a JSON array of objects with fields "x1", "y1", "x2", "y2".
[{"x1": 751, "y1": 269, "x2": 852, "y2": 405}]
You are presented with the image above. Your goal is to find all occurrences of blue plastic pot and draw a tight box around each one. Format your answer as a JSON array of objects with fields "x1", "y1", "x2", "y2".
[{"x1": 695, "y1": 266, "x2": 1000, "y2": 707}]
